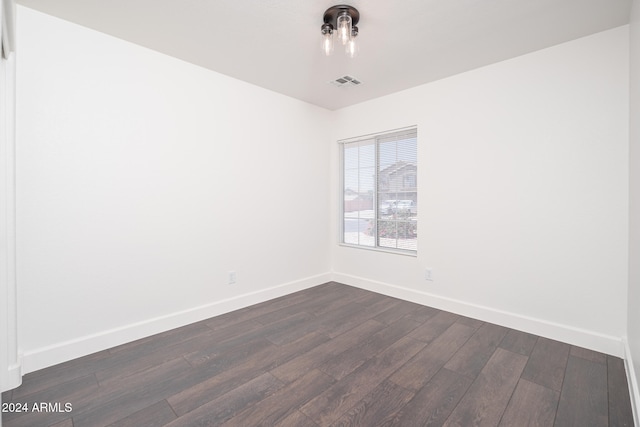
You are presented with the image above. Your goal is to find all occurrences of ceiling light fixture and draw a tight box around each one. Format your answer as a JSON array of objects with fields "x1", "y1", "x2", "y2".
[{"x1": 321, "y1": 5, "x2": 360, "y2": 58}]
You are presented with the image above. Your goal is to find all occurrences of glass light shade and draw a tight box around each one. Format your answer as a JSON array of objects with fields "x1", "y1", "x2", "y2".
[
  {"x1": 346, "y1": 37, "x2": 358, "y2": 58},
  {"x1": 337, "y1": 14, "x2": 352, "y2": 45},
  {"x1": 322, "y1": 30, "x2": 334, "y2": 56}
]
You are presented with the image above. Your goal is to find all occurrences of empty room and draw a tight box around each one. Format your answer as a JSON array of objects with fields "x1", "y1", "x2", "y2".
[{"x1": 1, "y1": 0, "x2": 639, "y2": 426}]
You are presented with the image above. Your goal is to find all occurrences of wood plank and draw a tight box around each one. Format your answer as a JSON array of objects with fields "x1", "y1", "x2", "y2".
[
  {"x1": 11, "y1": 350, "x2": 110, "y2": 400},
  {"x1": 183, "y1": 318, "x2": 265, "y2": 348},
  {"x1": 107, "y1": 321, "x2": 212, "y2": 355},
  {"x1": 182, "y1": 333, "x2": 272, "y2": 369},
  {"x1": 8, "y1": 358, "x2": 190, "y2": 427},
  {"x1": 270, "y1": 319, "x2": 385, "y2": 384},
  {"x1": 164, "y1": 372, "x2": 284, "y2": 427},
  {"x1": 3, "y1": 410, "x2": 71, "y2": 427},
  {"x1": 250, "y1": 285, "x2": 359, "y2": 326},
  {"x1": 96, "y1": 323, "x2": 268, "y2": 386},
  {"x1": 607, "y1": 356, "x2": 635, "y2": 427},
  {"x1": 315, "y1": 297, "x2": 403, "y2": 339},
  {"x1": 318, "y1": 317, "x2": 422, "y2": 381},
  {"x1": 308, "y1": 289, "x2": 368, "y2": 317},
  {"x1": 275, "y1": 410, "x2": 320, "y2": 427},
  {"x1": 391, "y1": 368, "x2": 473, "y2": 427},
  {"x1": 443, "y1": 348, "x2": 528, "y2": 427},
  {"x1": 109, "y1": 399, "x2": 177, "y2": 427},
  {"x1": 404, "y1": 305, "x2": 440, "y2": 324},
  {"x1": 222, "y1": 369, "x2": 334, "y2": 426},
  {"x1": 3, "y1": 374, "x2": 98, "y2": 403},
  {"x1": 300, "y1": 336, "x2": 426, "y2": 425},
  {"x1": 373, "y1": 300, "x2": 423, "y2": 325},
  {"x1": 4, "y1": 411, "x2": 75, "y2": 427},
  {"x1": 234, "y1": 311, "x2": 317, "y2": 346},
  {"x1": 313, "y1": 282, "x2": 373, "y2": 307},
  {"x1": 456, "y1": 316, "x2": 485, "y2": 330},
  {"x1": 203, "y1": 282, "x2": 343, "y2": 330},
  {"x1": 554, "y1": 355, "x2": 608, "y2": 427},
  {"x1": 264, "y1": 299, "x2": 372, "y2": 345},
  {"x1": 498, "y1": 379, "x2": 559, "y2": 427},
  {"x1": 70, "y1": 357, "x2": 194, "y2": 427},
  {"x1": 499, "y1": 329, "x2": 538, "y2": 356},
  {"x1": 351, "y1": 288, "x2": 396, "y2": 306},
  {"x1": 48, "y1": 419, "x2": 74, "y2": 427},
  {"x1": 569, "y1": 345, "x2": 607, "y2": 364},
  {"x1": 409, "y1": 311, "x2": 460, "y2": 343},
  {"x1": 444, "y1": 323, "x2": 509, "y2": 379},
  {"x1": 167, "y1": 331, "x2": 328, "y2": 416},
  {"x1": 2, "y1": 374, "x2": 99, "y2": 427},
  {"x1": 389, "y1": 322, "x2": 476, "y2": 391},
  {"x1": 330, "y1": 379, "x2": 414, "y2": 427},
  {"x1": 521, "y1": 337, "x2": 570, "y2": 391},
  {"x1": 95, "y1": 319, "x2": 264, "y2": 384}
]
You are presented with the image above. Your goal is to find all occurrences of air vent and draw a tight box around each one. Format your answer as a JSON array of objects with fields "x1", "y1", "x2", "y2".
[{"x1": 329, "y1": 75, "x2": 363, "y2": 88}]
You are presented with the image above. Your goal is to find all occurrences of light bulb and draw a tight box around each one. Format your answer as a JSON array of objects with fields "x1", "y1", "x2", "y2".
[
  {"x1": 336, "y1": 13, "x2": 352, "y2": 45},
  {"x1": 346, "y1": 39, "x2": 358, "y2": 58},
  {"x1": 321, "y1": 24, "x2": 334, "y2": 56},
  {"x1": 346, "y1": 26, "x2": 358, "y2": 58}
]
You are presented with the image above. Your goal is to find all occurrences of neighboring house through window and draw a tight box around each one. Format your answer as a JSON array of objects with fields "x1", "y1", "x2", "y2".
[{"x1": 340, "y1": 127, "x2": 417, "y2": 253}]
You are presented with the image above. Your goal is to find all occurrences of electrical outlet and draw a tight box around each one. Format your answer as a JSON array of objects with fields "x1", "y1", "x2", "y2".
[
  {"x1": 425, "y1": 269, "x2": 433, "y2": 282},
  {"x1": 228, "y1": 271, "x2": 236, "y2": 284}
]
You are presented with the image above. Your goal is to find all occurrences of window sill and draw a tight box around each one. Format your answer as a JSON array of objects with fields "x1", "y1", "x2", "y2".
[{"x1": 338, "y1": 243, "x2": 417, "y2": 257}]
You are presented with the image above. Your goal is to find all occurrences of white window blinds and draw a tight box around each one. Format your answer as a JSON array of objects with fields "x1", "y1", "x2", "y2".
[{"x1": 341, "y1": 127, "x2": 417, "y2": 253}]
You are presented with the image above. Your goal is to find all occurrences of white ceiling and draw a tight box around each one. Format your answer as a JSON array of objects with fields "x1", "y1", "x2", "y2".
[{"x1": 17, "y1": 0, "x2": 632, "y2": 110}]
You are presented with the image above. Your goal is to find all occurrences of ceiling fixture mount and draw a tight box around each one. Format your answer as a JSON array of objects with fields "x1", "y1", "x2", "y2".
[{"x1": 321, "y1": 5, "x2": 360, "y2": 58}]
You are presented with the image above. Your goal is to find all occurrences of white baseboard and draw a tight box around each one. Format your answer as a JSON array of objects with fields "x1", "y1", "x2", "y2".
[
  {"x1": 623, "y1": 339, "x2": 640, "y2": 427},
  {"x1": 332, "y1": 272, "x2": 625, "y2": 357},
  {"x1": 21, "y1": 272, "x2": 332, "y2": 374},
  {"x1": 1, "y1": 362, "x2": 22, "y2": 392}
]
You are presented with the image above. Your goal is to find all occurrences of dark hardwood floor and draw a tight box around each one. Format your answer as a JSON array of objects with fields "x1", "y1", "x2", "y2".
[{"x1": 2, "y1": 282, "x2": 635, "y2": 426}]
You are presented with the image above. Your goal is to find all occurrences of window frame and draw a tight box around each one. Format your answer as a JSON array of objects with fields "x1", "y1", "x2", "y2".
[{"x1": 339, "y1": 126, "x2": 418, "y2": 256}]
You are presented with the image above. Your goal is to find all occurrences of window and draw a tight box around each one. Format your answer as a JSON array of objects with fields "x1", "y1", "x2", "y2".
[{"x1": 340, "y1": 127, "x2": 417, "y2": 253}]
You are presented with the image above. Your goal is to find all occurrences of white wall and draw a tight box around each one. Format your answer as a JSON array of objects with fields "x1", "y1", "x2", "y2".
[
  {"x1": 332, "y1": 26, "x2": 630, "y2": 356},
  {"x1": 16, "y1": 7, "x2": 332, "y2": 373},
  {"x1": 0, "y1": 0, "x2": 20, "y2": 395},
  {"x1": 628, "y1": 0, "x2": 640, "y2": 420}
]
